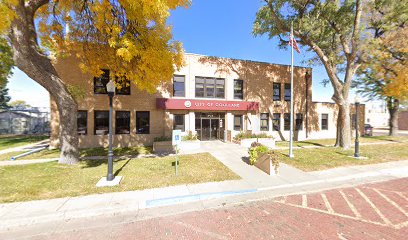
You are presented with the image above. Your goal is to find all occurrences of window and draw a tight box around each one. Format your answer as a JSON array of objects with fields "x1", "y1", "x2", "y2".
[
  {"x1": 77, "y1": 111, "x2": 87, "y2": 135},
  {"x1": 115, "y1": 76, "x2": 131, "y2": 95},
  {"x1": 173, "y1": 75, "x2": 185, "y2": 97},
  {"x1": 321, "y1": 114, "x2": 328, "y2": 130},
  {"x1": 260, "y1": 113, "x2": 269, "y2": 131},
  {"x1": 94, "y1": 69, "x2": 130, "y2": 95},
  {"x1": 284, "y1": 113, "x2": 290, "y2": 131},
  {"x1": 115, "y1": 111, "x2": 130, "y2": 134},
  {"x1": 94, "y1": 111, "x2": 109, "y2": 135},
  {"x1": 295, "y1": 113, "x2": 303, "y2": 131},
  {"x1": 94, "y1": 69, "x2": 110, "y2": 94},
  {"x1": 195, "y1": 77, "x2": 225, "y2": 98},
  {"x1": 234, "y1": 115, "x2": 243, "y2": 131},
  {"x1": 136, "y1": 111, "x2": 150, "y2": 134},
  {"x1": 284, "y1": 83, "x2": 291, "y2": 101},
  {"x1": 234, "y1": 80, "x2": 244, "y2": 99},
  {"x1": 273, "y1": 83, "x2": 281, "y2": 101},
  {"x1": 272, "y1": 113, "x2": 280, "y2": 131},
  {"x1": 173, "y1": 114, "x2": 185, "y2": 131}
]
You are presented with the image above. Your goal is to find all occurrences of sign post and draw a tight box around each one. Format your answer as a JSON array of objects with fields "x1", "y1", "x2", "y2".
[{"x1": 172, "y1": 130, "x2": 182, "y2": 175}]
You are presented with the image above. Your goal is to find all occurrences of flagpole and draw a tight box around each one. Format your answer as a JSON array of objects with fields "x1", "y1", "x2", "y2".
[{"x1": 289, "y1": 21, "x2": 294, "y2": 158}]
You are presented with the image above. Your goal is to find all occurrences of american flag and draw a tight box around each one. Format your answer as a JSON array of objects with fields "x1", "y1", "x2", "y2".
[{"x1": 289, "y1": 35, "x2": 301, "y2": 54}]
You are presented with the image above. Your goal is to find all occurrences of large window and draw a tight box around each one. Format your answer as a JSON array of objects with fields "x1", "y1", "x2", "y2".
[
  {"x1": 234, "y1": 80, "x2": 244, "y2": 99},
  {"x1": 195, "y1": 77, "x2": 225, "y2": 98},
  {"x1": 94, "y1": 111, "x2": 109, "y2": 135},
  {"x1": 260, "y1": 113, "x2": 269, "y2": 131},
  {"x1": 173, "y1": 75, "x2": 185, "y2": 97},
  {"x1": 273, "y1": 83, "x2": 281, "y2": 101},
  {"x1": 284, "y1": 113, "x2": 290, "y2": 131},
  {"x1": 94, "y1": 69, "x2": 130, "y2": 95},
  {"x1": 94, "y1": 69, "x2": 110, "y2": 94},
  {"x1": 321, "y1": 114, "x2": 328, "y2": 130},
  {"x1": 77, "y1": 111, "x2": 87, "y2": 135},
  {"x1": 284, "y1": 83, "x2": 291, "y2": 101},
  {"x1": 136, "y1": 111, "x2": 150, "y2": 134},
  {"x1": 272, "y1": 113, "x2": 280, "y2": 131},
  {"x1": 115, "y1": 111, "x2": 130, "y2": 134},
  {"x1": 234, "y1": 115, "x2": 243, "y2": 131},
  {"x1": 173, "y1": 114, "x2": 185, "y2": 131},
  {"x1": 295, "y1": 113, "x2": 303, "y2": 131}
]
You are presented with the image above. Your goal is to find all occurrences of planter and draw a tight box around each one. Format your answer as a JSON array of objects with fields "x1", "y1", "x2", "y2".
[
  {"x1": 179, "y1": 140, "x2": 201, "y2": 152},
  {"x1": 240, "y1": 138, "x2": 275, "y2": 148},
  {"x1": 153, "y1": 141, "x2": 174, "y2": 154},
  {"x1": 254, "y1": 152, "x2": 279, "y2": 175}
]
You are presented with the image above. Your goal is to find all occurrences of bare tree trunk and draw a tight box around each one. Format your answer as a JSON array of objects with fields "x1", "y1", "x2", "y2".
[
  {"x1": 335, "y1": 102, "x2": 352, "y2": 148},
  {"x1": 9, "y1": 1, "x2": 79, "y2": 164},
  {"x1": 387, "y1": 98, "x2": 399, "y2": 136}
]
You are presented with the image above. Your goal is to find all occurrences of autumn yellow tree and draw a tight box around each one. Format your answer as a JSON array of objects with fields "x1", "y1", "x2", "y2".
[
  {"x1": 0, "y1": 0, "x2": 190, "y2": 164},
  {"x1": 354, "y1": 1, "x2": 407, "y2": 136}
]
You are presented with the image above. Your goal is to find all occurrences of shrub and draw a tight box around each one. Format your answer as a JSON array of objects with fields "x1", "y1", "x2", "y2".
[
  {"x1": 182, "y1": 131, "x2": 198, "y2": 141},
  {"x1": 234, "y1": 131, "x2": 273, "y2": 141},
  {"x1": 153, "y1": 136, "x2": 172, "y2": 142},
  {"x1": 248, "y1": 143, "x2": 269, "y2": 165}
]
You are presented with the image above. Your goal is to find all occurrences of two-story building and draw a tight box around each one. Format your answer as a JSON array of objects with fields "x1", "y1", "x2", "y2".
[{"x1": 50, "y1": 53, "x2": 364, "y2": 148}]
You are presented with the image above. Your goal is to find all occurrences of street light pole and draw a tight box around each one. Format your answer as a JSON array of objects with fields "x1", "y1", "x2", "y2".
[
  {"x1": 354, "y1": 97, "x2": 360, "y2": 158},
  {"x1": 106, "y1": 80, "x2": 115, "y2": 181}
]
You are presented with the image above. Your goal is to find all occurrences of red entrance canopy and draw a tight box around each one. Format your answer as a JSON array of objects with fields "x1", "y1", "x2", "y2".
[{"x1": 156, "y1": 98, "x2": 259, "y2": 112}]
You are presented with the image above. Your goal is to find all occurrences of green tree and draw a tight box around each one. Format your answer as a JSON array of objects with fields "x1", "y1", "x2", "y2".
[
  {"x1": 0, "y1": 0, "x2": 190, "y2": 164},
  {"x1": 9, "y1": 100, "x2": 32, "y2": 110},
  {"x1": 354, "y1": 0, "x2": 408, "y2": 136},
  {"x1": 253, "y1": 0, "x2": 363, "y2": 148},
  {"x1": 0, "y1": 86, "x2": 11, "y2": 109}
]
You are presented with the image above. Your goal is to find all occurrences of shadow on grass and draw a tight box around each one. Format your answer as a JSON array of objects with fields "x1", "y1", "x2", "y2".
[
  {"x1": 114, "y1": 159, "x2": 131, "y2": 176},
  {"x1": 297, "y1": 141, "x2": 328, "y2": 147}
]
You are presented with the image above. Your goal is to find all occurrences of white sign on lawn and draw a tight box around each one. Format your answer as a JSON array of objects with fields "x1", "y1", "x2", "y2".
[{"x1": 172, "y1": 129, "x2": 182, "y2": 147}]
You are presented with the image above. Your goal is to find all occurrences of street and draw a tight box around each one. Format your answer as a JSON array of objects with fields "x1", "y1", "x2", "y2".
[{"x1": 19, "y1": 177, "x2": 408, "y2": 240}]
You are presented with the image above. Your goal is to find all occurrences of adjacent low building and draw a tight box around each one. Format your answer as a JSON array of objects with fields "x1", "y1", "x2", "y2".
[{"x1": 50, "y1": 53, "x2": 364, "y2": 148}]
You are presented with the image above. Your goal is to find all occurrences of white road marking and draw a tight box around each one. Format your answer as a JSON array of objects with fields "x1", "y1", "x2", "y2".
[
  {"x1": 373, "y1": 188, "x2": 408, "y2": 217},
  {"x1": 355, "y1": 188, "x2": 392, "y2": 226},
  {"x1": 321, "y1": 193, "x2": 334, "y2": 214},
  {"x1": 176, "y1": 221, "x2": 228, "y2": 240},
  {"x1": 302, "y1": 194, "x2": 307, "y2": 208},
  {"x1": 339, "y1": 190, "x2": 362, "y2": 218}
]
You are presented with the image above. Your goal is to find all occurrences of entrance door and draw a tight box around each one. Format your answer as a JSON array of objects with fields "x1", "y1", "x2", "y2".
[
  {"x1": 201, "y1": 119, "x2": 211, "y2": 141},
  {"x1": 210, "y1": 119, "x2": 219, "y2": 139}
]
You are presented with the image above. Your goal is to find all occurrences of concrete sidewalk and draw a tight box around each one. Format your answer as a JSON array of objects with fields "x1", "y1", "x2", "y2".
[
  {"x1": 1, "y1": 141, "x2": 407, "y2": 234},
  {"x1": 0, "y1": 139, "x2": 49, "y2": 155}
]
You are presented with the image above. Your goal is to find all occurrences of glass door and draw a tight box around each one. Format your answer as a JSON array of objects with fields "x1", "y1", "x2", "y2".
[
  {"x1": 201, "y1": 119, "x2": 211, "y2": 141},
  {"x1": 210, "y1": 119, "x2": 219, "y2": 139}
]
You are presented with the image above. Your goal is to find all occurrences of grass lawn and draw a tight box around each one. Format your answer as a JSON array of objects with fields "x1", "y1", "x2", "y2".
[
  {"x1": 275, "y1": 135, "x2": 408, "y2": 148},
  {"x1": 0, "y1": 153, "x2": 240, "y2": 203},
  {"x1": 0, "y1": 135, "x2": 49, "y2": 151},
  {"x1": 275, "y1": 141, "x2": 408, "y2": 171},
  {"x1": 0, "y1": 146, "x2": 152, "y2": 161}
]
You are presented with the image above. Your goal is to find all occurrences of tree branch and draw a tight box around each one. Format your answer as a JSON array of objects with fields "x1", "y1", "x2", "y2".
[{"x1": 25, "y1": 0, "x2": 50, "y2": 13}]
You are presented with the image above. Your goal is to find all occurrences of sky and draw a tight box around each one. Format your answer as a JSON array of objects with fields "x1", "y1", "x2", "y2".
[{"x1": 7, "y1": 0, "x2": 353, "y2": 108}]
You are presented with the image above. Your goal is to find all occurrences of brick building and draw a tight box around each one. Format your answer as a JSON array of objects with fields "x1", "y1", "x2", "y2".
[{"x1": 50, "y1": 53, "x2": 364, "y2": 148}]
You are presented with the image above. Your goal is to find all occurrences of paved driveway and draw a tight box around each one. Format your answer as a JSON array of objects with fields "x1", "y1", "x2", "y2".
[{"x1": 22, "y1": 178, "x2": 408, "y2": 240}]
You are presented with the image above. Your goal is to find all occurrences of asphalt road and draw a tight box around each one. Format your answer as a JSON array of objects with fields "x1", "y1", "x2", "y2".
[{"x1": 17, "y1": 177, "x2": 408, "y2": 240}]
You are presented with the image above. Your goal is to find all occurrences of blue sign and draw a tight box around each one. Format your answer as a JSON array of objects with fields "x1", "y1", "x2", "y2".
[{"x1": 172, "y1": 130, "x2": 182, "y2": 146}]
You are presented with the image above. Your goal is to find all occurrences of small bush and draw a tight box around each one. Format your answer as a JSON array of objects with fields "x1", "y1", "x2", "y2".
[
  {"x1": 234, "y1": 131, "x2": 272, "y2": 141},
  {"x1": 248, "y1": 143, "x2": 269, "y2": 165},
  {"x1": 182, "y1": 131, "x2": 198, "y2": 141},
  {"x1": 154, "y1": 136, "x2": 172, "y2": 142}
]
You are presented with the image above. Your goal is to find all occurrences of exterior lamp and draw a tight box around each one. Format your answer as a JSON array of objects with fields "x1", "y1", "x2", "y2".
[
  {"x1": 106, "y1": 80, "x2": 115, "y2": 181},
  {"x1": 354, "y1": 96, "x2": 361, "y2": 158}
]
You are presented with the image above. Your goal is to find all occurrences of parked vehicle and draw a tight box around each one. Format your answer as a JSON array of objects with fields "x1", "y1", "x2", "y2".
[{"x1": 364, "y1": 124, "x2": 373, "y2": 136}]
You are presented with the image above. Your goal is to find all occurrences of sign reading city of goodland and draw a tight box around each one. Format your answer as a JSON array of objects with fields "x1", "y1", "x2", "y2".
[{"x1": 156, "y1": 98, "x2": 259, "y2": 111}]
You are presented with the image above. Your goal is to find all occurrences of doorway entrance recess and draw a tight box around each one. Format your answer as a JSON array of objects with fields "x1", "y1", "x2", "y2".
[{"x1": 195, "y1": 112, "x2": 225, "y2": 141}]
